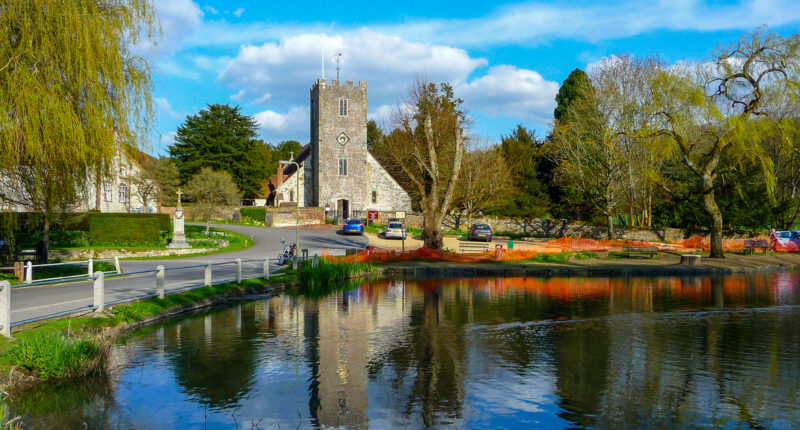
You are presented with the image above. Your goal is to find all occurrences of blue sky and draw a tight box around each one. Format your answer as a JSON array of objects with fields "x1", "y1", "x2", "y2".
[{"x1": 147, "y1": 0, "x2": 800, "y2": 156}]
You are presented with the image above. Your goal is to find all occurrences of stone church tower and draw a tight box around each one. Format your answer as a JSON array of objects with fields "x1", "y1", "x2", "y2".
[
  {"x1": 310, "y1": 79, "x2": 369, "y2": 217},
  {"x1": 272, "y1": 78, "x2": 411, "y2": 218}
]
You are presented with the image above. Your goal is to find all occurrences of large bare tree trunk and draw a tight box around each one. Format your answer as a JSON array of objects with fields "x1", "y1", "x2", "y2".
[
  {"x1": 702, "y1": 175, "x2": 724, "y2": 258},
  {"x1": 423, "y1": 214, "x2": 444, "y2": 249},
  {"x1": 606, "y1": 213, "x2": 614, "y2": 240}
]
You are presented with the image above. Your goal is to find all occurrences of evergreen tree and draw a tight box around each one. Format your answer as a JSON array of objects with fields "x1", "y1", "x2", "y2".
[
  {"x1": 170, "y1": 104, "x2": 267, "y2": 198},
  {"x1": 554, "y1": 69, "x2": 591, "y2": 123},
  {"x1": 498, "y1": 125, "x2": 551, "y2": 220}
]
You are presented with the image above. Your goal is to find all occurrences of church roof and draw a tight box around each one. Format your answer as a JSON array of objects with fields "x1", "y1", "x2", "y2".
[{"x1": 280, "y1": 144, "x2": 311, "y2": 177}]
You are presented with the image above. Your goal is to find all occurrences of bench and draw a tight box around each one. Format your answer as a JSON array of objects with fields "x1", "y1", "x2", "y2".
[
  {"x1": 621, "y1": 246, "x2": 658, "y2": 258},
  {"x1": 459, "y1": 242, "x2": 490, "y2": 254},
  {"x1": 744, "y1": 239, "x2": 769, "y2": 254}
]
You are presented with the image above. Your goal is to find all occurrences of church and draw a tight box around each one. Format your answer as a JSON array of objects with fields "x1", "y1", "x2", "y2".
[{"x1": 271, "y1": 78, "x2": 412, "y2": 219}]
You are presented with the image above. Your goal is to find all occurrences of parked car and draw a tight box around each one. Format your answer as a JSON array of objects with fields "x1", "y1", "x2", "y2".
[
  {"x1": 342, "y1": 218, "x2": 364, "y2": 235},
  {"x1": 774, "y1": 230, "x2": 800, "y2": 246},
  {"x1": 384, "y1": 221, "x2": 407, "y2": 240},
  {"x1": 468, "y1": 224, "x2": 493, "y2": 242}
]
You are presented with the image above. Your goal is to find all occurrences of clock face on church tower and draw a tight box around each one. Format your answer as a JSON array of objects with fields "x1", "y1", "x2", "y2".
[{"x1": 336, "y1": 132, "x2": 350, "y2": 146}]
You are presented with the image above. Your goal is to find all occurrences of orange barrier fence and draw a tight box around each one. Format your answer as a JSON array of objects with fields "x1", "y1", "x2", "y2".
[{"x1": 319, "y1": 234, "x2": 797, "y2": 264}]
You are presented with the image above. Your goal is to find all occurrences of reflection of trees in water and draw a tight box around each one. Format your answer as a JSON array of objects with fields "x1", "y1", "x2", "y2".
[
  {"x1": 11, "y1": 372, "x2": 133, "y2": 428},
  {"x1": 368, "y1": 284, "x2": 467, "y2": 427},
  {"x1": 163, "y1": 305, "x2": 260, "y2": 409}
]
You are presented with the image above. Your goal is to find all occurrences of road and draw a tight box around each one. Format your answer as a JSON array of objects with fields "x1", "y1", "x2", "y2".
[{"x1": 10, "y1": 224, "x2": 369, "y2": 326}]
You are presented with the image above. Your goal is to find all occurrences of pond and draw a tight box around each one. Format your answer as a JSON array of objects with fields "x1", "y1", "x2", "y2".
[{"x1": 9, "y1": 273, "x2": 800, "y2": 429}]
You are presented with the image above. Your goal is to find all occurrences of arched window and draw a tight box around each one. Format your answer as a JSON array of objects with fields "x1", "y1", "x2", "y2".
[
  {"x1": 339, "y1": 98, "x2": 348, "y2": 116},
  {"x1": 120, "y1": 165, "x2": 128, "y2": 177},
  {"x1": 119, "y1": 184, "x2": 128, "y2": 203},
  {"x1": 372, "y1": 190, "x2": 377, "y2": 204},
  {"x1": 289, "y1": 190, "x2": 294, "y2": 202}
]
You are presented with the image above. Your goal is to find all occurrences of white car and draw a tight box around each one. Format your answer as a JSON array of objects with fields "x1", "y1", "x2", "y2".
[{"x1": 384, "y1": 222, "x2": 407, "y2": 240}]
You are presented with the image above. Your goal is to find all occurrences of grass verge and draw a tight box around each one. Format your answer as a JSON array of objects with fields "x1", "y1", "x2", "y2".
[
  {"x1": 119, "y1": 225, "x2": 254, "y2": 261},
  {"x1": 0, "y1": 275, "x2": 291, "y2": 389}
]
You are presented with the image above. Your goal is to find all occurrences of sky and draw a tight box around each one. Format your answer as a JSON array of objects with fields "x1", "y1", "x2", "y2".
[{"x1": 146, "y1": 0, "x2": 800, "y2": 156}]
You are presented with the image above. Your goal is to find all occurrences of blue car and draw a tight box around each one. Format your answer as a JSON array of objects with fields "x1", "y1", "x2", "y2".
[{"x1": 343, "y1": 218, "x2": 364, "y2": 235}]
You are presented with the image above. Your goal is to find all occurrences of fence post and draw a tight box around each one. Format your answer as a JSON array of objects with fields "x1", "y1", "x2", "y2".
[
  {"x1": 0, "y1": 281, "x2": 10, "y2": 338},
  {"x1": 25, "y1": 261, "x2": 32, "y2": 284},
  {"x1": 114, "y1": 256, "x2": 121, "y2": 274},
  {"x1": 87, "y1": 258, "x2": 93, "y2": 276},
  {"x1": 93, "y1": 271, "x2": 105, "y2": 312},
  {"x1": 156, "y1": 265, "x2": 165, "y2": 299},
  {"x1": 263, "y1": 258, "x2": 270, "y2": 279},
  {"x1": 204, "y1": 262, "x2": 212, "y2": 287},
  {"x1": 293, "y1": 256, "x2": 298, "y2": 270},
  {"x1": 313, "y1": 254, "x2": 319, "y2": 268},
  {"x1": 236, "y1": 258, "x2": 242, "y2": 284}
]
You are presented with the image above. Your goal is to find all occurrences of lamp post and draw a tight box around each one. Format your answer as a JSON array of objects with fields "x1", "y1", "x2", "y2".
[{"x1": 279, "y1": 160, "x2": 300, "y2": 260}]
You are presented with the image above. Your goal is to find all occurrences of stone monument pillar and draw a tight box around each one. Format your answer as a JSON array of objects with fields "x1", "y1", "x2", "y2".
[{"x1": 167, "y1": 189, "x2": 191, "y2": 249}]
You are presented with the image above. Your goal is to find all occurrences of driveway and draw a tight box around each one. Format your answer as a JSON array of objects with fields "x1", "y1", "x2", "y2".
[{"x1": 10, "y1": 224, "x2": 369, "y2": 326}]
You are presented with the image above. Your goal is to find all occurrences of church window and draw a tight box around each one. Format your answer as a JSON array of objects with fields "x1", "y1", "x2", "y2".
[
  {"x1": 289, "y1": 190, "x2": 294, "y2": 202},
  {"x1": 119, "y1": 184, "x2": 128, "y2": 204},
  {"x1": 339, "y1": 98, "x2": 348, "y2": 116},
  {"x1": 103, "y1": 183, "x2": 113, "y2": 202},
  {"x1": 339, "y1": 159, "x2": 347, "y2": 175},
  {"x1": 372, "y1": 190, "x2": 377, "y2": 203}
]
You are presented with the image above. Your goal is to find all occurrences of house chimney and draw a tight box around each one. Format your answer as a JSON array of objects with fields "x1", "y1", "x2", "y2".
[{"x1": 276, "y1": 165, "x2": 285, "y2": 187}]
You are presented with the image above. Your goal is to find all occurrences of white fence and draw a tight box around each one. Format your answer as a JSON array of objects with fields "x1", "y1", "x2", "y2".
[{"x1": 0, "y1": 255, "x2": 318, "y2": 338}]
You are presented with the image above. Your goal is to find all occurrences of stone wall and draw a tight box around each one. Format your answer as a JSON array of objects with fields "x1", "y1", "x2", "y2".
[
  {"x1": 265, "y1": 207, "x2": 324, "y2": 227},
  {"x1": 366, "y1": 153, "x2": 412, "y2": 212},
  {"x1": 398, "y1": 213, "x2": 685, "y2": 242}
]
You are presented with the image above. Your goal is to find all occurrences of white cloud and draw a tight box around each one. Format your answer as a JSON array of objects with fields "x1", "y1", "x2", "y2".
[
  {"x1": 202, "y1": 5, "x2": 218, "y2": 15},
  {"x1": 457, "y1": 66, "x2": 559, "y2": 123},
  {"x1": 254, "y1": 107, "x2": 307, "y2": 142},
  {"x1": 160, "y1": 131, "x2": 177, "y2": 148},
  {"x1": 153, "y1": 0, "x2": 204, "y2": 54},
  {"x1": 155, "y1": 97, "x2": 183, "y2": 120},
  {"x1": 170, "y1": 1, "x2": 800, "y2": 50},
  {"x1": 219, "y1": 30, "x2": 486, "y2": 110},
  {"x1": 232, "y1": 8, "x2": 245, "y2": 18}
]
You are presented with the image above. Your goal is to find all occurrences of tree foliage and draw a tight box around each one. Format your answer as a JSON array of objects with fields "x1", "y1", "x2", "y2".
[
  {"x1": 451, "y1": 142, "x2": 514, "y2": 229},
  {"x1": 373, "y1": 78, "x2": 465, "y2": 249},
  {"x1": 0, "y1": 0, "x2": 157, "y2": 261},
  {"x1": 185, "y1": 168, "x2": 242, "y2": 233},
  {"x1": 170, "y1": 104, "x2": 267, "y2": 198},
  {"x1": 554, "y1": 69, "x2": 592, "y2": 123},
  {"x1": 498, "y1": 125, "x2": 551, "y2": 221}
]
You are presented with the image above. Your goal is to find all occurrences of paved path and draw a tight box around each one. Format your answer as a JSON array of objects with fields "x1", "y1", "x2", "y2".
[{"x1": 10, "y1": 224, "x2": 369, "y2": 326}]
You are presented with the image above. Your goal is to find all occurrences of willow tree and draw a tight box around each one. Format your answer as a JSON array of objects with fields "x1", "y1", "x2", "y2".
[
  {"x1": 0, "y1": 0, "x2": 157, "y2": 261},
  {"x1": 651, "y1": 28, "x2": 800, "y2": 257},
  {"x1": 374, "y1": 79, "x2": 465, "y2": 249}
]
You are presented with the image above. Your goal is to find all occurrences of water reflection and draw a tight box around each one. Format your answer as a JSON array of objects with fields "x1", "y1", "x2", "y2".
[{"x1": 11, "y1": 273, "x2": 800, "y2": 429}]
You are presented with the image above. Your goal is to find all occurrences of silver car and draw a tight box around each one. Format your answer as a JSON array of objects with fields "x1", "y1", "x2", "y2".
[{"x1": 384, "y1": 222, "x2": 407, "y2": 240}]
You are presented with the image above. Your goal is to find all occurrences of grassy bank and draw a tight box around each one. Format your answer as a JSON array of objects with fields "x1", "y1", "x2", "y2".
[
  {"x1": 294, "y1": 259, "x2": 379, "y2": 296},
  {"x1": 0, "y1": 275, "x2": 291, "y2": 390},
  {"x1": 119, "y1": 225, "x2": 254, "y2": 261}
]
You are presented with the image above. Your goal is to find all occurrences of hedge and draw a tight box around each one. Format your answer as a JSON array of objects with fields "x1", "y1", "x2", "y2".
[
  {"x1": 89, "y1": 217, "x2": 161, "y2": 245},
  {"x1": 240, "y1": 207, "x2": 266, "y2": 221},
  {"x1": 87, "y1": 212, "x2": 170, "y2": 232}
]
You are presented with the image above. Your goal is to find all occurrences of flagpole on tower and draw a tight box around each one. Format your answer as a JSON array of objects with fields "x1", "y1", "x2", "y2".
[{"x1": 320, "y1": 35, "x2": 325, "y2": 79}]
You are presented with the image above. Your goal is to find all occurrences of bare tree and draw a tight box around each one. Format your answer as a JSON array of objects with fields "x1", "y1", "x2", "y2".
[
  {"x1": 450, "y1": 142, "x2": 514, "y2": 230},
  {"x1": 651, "y1": 28, "x2": 800, "y2": 257},
  {"x1": 186, "y1": 167, "x2": 242, "y2": 235},
  {"x1": 374, "y1": 78, "x2": 465, "y2": 249}
]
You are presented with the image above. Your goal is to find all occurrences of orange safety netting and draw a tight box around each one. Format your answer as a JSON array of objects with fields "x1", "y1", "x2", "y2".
[{"x1": 318, "y1": 234, "x2": 798, "y2": 264}]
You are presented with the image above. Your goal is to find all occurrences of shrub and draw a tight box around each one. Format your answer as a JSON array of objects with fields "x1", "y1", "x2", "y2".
[
  {"x1": 240, "y1": 207, "x2": 266, "y2": 222},
  {"x1": 296, "y1": 259, "x2": 376, "y2": 296},
  {"x1": 7, "y1": 332, "x2": 101, "y2": 379},
  {"x1": 89, "y1": 216, "x2": 160, "y2": 245},
  {"x1": 88, "y1": 212, "x2": 170, "y2": 232}
]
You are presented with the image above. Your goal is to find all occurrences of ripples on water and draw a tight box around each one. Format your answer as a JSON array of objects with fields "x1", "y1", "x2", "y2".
[{"x1": 10, "y1": 273, "x2": 800, "y2": 429}]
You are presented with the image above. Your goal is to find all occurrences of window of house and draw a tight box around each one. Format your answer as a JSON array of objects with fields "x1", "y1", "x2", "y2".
[
  {"x1": 103, "y1": 183, "x2": 113, "y2": 202},
  {"x1": 119, "y1": 184, "x2": 128, "y2": 203},
  {"x1": 372, "y1": 190, "x2": 377, "y2": 203},
  {"x1": 339, "y1": 159, "x2": 347, "y2": 175},
  {"x1": 289, "y1": 190, "x2": 294, "y2": 202},
  {"x1": 120, "y1": 165, "x2": 128, "y2": 177},
  {"x1": 339, "y1": 98, "x2": 348, "y2": 116}
]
